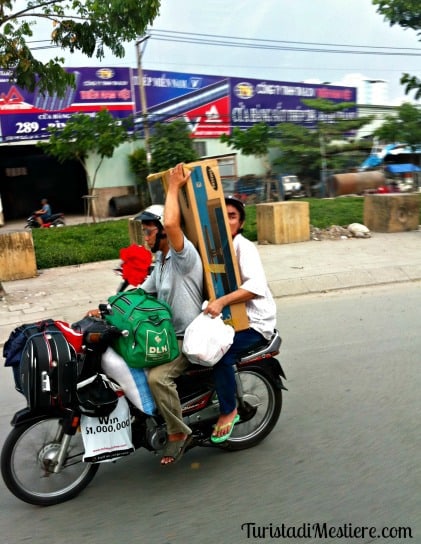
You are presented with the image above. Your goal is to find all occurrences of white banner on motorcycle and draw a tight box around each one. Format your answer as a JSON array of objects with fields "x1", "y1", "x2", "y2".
[{"x1": 80, "y1": 396, "x2": 134, "y2": 463}]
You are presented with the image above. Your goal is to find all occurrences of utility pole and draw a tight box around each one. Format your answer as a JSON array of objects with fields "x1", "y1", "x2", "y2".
[
  {"x1": 135, "y1": 35, "x2": 151, "y2": 164},
  {"x1": 319, "y1": 132, "x2": 327, "y2": 198}
]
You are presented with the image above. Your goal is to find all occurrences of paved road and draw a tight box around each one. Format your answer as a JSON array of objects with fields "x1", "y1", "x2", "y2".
[{"x1": 0, "y1": 283, "x2": 419, "y2": 544}]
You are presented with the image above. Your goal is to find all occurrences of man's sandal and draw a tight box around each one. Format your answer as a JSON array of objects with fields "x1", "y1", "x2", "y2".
[
  {"x1": 160, "y1": 435, "x2": 192, "y2": 466},
  {"x1": 211, "y1": 414, "x2": 240, "y2": 444}
]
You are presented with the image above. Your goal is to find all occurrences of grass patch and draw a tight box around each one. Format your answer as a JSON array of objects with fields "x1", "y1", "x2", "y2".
[
  {"x1": 31, "y1": 194, "x2": 421, "y2": 269},
  {"x1": 32, "y1": 220, "x2": 131, "y2": 269},
  {"x1": 304, "y1": 197, "x2": 364, "y2": 228}
]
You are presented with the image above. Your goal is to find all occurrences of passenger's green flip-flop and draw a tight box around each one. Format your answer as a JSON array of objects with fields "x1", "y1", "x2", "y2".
[{"x1": 211, "y1": 414, "x2": 240, "y2": 444}]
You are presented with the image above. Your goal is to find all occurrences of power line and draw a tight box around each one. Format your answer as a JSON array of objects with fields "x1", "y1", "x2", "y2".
[
  {"x1": 149, "y1": 29, "x2": 421, "y2": 56},
  {"x1": 26, "y1": 30, "x2": 421, "y2": 56},
  {"x1": 141, "y1": 59, "x2": 420, "y2": 74}
]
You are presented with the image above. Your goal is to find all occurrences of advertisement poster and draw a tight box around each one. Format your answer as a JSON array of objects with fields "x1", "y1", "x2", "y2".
[
  {"x1": 230, "y1": 77, "x2": 357, "y2": 129},
  {"x1": 133, "y1": 69, "x2": 230, "y2": 138},
  {"x1": 0, "y1": 67, "x2": 135, "y2": 142},
  {"x1": 0, "y1": 67, "x2": 357, "y2": 143}
]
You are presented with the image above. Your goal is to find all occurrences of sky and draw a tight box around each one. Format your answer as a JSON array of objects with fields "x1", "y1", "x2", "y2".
[{"x1": 37, "y1": 0, "x2": 421, "y2": 106}]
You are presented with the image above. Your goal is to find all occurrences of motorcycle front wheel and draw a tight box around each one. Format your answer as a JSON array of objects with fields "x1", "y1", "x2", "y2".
[
  {"x1": 223, "y1": 364, "x2": 282, "y2": 451},
  {"x1": 1, "y1": 417, "x2": 99, "y2": 506}
]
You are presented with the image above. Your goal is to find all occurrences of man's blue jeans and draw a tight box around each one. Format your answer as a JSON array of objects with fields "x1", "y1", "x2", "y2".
[{"x1": 213, "y1": 328, "x2": 265, "y2": 414}]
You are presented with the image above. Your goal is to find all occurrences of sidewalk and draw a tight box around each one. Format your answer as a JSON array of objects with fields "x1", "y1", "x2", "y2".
[{"x1": 1, "y1": 229, "x2": 420, "y2": 346}]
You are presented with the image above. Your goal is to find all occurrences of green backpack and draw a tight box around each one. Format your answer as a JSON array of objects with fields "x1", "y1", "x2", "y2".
[{"x1": 104, "y1": 288, "x2": 180, "y2": 368}]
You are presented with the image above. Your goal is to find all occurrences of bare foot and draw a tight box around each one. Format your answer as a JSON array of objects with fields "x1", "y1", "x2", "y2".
[{"x1": 160, "y1": 433, "x2": 190, "y2": 465}]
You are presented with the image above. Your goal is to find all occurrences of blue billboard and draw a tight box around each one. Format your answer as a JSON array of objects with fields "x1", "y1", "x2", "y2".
[{"x1": 0, "y1": 67, "x2": 357, "y2": 142}]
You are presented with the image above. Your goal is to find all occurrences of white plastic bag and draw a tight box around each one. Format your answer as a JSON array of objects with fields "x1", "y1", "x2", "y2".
[
  {"x1": 80, "y1": 395, "x2": 134, "y2": 463},
  {"x1": 182, "y1": 309, "x2": 235, "y2": 367}
]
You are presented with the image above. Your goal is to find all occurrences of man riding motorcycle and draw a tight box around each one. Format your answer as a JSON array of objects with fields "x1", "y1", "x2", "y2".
[{"x1": 34, "y1": 198, "x2": 52, "y2": 226}]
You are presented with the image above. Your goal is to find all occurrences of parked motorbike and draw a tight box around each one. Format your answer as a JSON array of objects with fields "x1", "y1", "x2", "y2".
[
  {"x1": 1, "y1": 307, "x2": 286, "y2": 506},
  {"x1": 25, "y1": 212, "x2": 66, "y2": 229}
]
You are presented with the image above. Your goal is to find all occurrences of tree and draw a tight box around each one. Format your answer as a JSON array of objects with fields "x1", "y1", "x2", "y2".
[
  {"x1": 128, "y1": 147, "x2": 151, "y2": 208},
  {"x1": 373, "y1": 0, "x2": 421, "y2": 98},
  {"x1": 220, "y1": 123, "x2": 273, "y2": 174},
  {"x1": 39, "y1": 109, "x2": 135, "y2": 220},
  {"x1": 0, "y1": 0, "x2": 161, "y2": 96},
  {"x1": 149, "y1": 120, "x2": 199, "y2": 172},
  {"x1": 374, "y1": 102, "x2": 421, "y2": 158},
  {"x1": 273, "y1": 99, "x2": 374, "y2": 184},
  {"x1": 220, "y1": 99, "x2": 373, "y2": 193}
]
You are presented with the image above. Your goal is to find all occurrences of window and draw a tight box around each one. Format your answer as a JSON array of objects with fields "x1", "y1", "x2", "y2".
[
  {"x1": 192, "y1": 141, "x2": 207, "y2": 157},
  {"x1": 5, "y1": 167, "x2": 28, "y2": 177}
]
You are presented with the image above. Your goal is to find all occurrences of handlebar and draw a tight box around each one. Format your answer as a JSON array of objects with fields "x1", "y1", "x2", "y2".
[{"x1": 98, "y1": 303, "x2": 113, "y2": 317}]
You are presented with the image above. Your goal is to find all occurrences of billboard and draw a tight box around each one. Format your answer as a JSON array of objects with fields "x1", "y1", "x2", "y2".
[
  {"x1": 0, "y1": 67, "x2": 357, "y2": 143},
  {"x1": 133, "y1": 70, "x2": 230, "y2": 138},
  {"x1": 0, "y1": 67, "x2": 135, "y2": 142},
  {"x1": 230, "y1": 77, "x2": 357, "y2": 129}
]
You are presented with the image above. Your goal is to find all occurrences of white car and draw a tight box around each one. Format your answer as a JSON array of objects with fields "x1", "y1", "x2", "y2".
[{"x1": 281, "y1": 175, "x2": 303, "y2": 198}]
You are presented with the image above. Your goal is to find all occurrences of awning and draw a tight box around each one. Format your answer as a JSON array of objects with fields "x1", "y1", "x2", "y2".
[
  {"x1": 361, "y1": 155, "x2": 383, "y2": 169},
  {"x1": 385, "y1": 163, "x2": 421, "y2": 174}
]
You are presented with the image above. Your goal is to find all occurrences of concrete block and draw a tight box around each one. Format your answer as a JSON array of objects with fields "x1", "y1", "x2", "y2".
[
  {"x1": 0, "y1": 231, "x2": 37, "y2": 281},
  {"x1": 363, "y1": 194, "x2": 420, "y2": 232},
  {"x1": 256, "y1": 201, "x2": 310, "y2": 244}
]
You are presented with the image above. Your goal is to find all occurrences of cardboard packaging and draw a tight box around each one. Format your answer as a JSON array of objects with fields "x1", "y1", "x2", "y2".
[{"x1": 147, "y1": 159, "x2": 249, "y2": 331}]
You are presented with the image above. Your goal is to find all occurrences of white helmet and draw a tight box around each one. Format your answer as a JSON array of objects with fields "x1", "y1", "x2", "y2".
[{"x1": 135, "y1": 204, "x2": 165, "y2": 228}]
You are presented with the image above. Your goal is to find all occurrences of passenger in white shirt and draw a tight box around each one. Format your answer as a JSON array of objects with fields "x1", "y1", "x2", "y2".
[{"x1": 203, "y1": 196, "x2": 276, "y2": 443}]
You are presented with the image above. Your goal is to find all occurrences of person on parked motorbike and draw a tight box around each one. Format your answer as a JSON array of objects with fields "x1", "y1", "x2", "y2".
[
  {"x1": 135, "y1": 163, "x2": 204, "y2": 465},
  {"x1": 34, "y1": 198, "x2": 52, "y2": 226},
  {"x1": 203, "y1": 196, "x2": 277, "y2": 443}
]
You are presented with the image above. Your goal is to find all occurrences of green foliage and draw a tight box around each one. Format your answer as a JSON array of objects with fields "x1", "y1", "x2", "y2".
[
  {"x1": 272, "y1": 123, "x2": 321, "y2": 180},
  {"x1": 220, "y1": 99, "x2": 373, "y2": 183},
  {"x1": 149, "y1": 120, "x2": 199, "y2": 172},
  {"x1": 0, "y1": 0, "x2": 161, "y2": 95},
  {"x1": 272, "y1": 99, "x2": 373, "y2": 181},
  {"x1": 32, "y1": 220, "x2": 130, "y2": 269},
  {"x1": 220, "y1": 123, "x2": 272, "y2": 157},
  {"x1": 373, "y1": 0, "x2": 421, "y2": 98},
  {"x1": 128, "y1": 147, "x2": 149, "y2": 179},
  {"x1": 374, "y1": 102, "x2": 421, "y2": 152},
  {"x1": 372, "y1": 0, "x2": 421, "y2": 31},
  {"x1": 304, "y1": 197, "x2": 364, "y2": 227},
  {"x1": 33, "y1": 196, "x2": 421, "y2": 269},
  {"x1": 242, "y1": 205, "x2": 257, "y2": 241},
  {"x1": 400, "y1": 74, "x2": 421, "y2": 100},
  {"x1": 38, "y1": 109, "x2": 135, "y2": 190},
  {"x1": 128, "y1": 147, "x2": 151, "y2": 207}
]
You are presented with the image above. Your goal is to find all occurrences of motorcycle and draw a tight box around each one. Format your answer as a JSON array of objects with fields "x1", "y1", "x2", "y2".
[
  {"x1": 1, "y1": 306, "x2": 286, "y2": 507},
  {"x1": 25, "y1": 212, "x2": 66, "y2": 229}
]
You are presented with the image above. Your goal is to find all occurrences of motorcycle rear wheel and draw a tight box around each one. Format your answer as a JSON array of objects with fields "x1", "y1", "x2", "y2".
[
  {"x1": 223, "y1": 365, "x2": 282, "y2": 451},
  {"x1": 1, "y1": 417, "x2": 99, "y2": 506}
]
